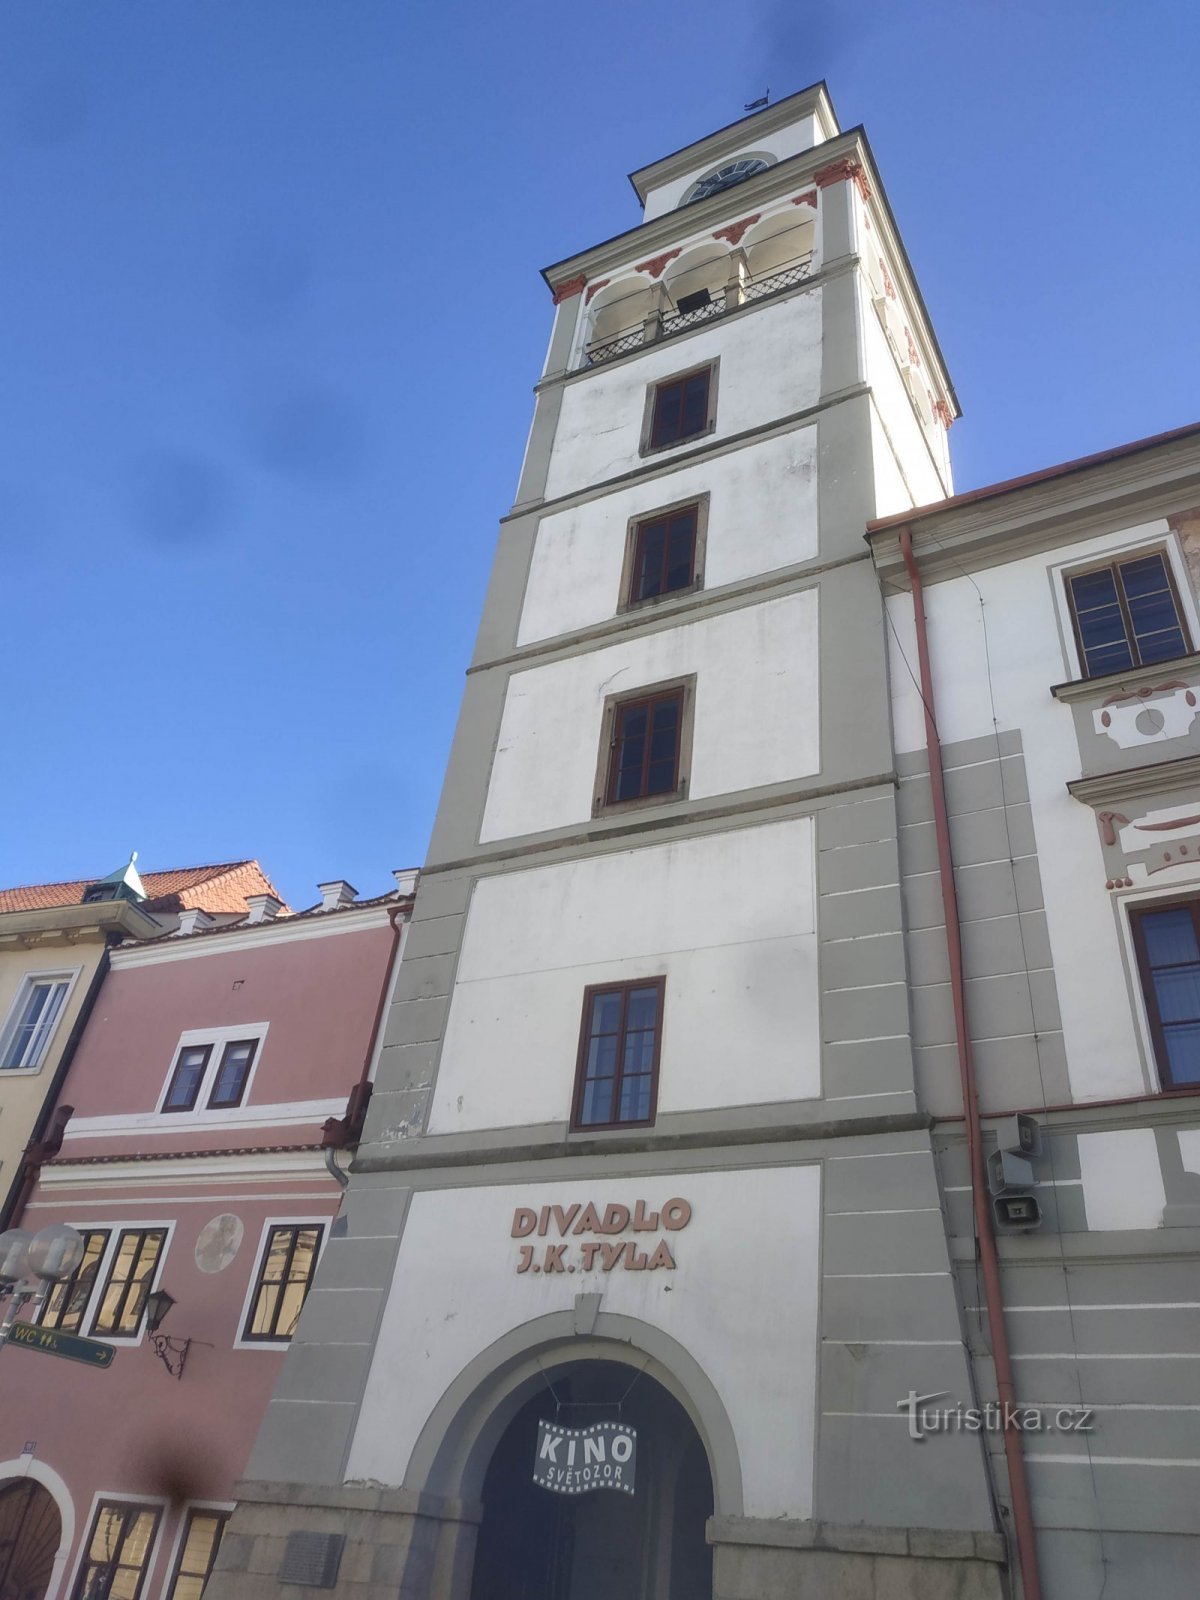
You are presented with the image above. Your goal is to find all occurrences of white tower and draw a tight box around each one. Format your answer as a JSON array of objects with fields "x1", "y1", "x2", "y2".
[{"x1": 217, "y1": 85, "x2": 1008, "y2": 1600}]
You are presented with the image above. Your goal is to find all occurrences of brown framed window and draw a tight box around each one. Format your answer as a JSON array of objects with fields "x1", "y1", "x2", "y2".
[
  {"x1": 72, "y1": 1502, "x2": 161, "y2": 1600},
  {"x1": 605, "y1": 688, "x2": 685, "y2": 806},
  {"x1": 162, "y1": 1045, "x2": 212, "y2": 1113},
  {"x1": 572, "y1": 978, "x2": 665, "y2": 1130},
  {"x1": 242, "y1": 1223, "x2": 324, "y2": 1342},
  {"x1": 91, "y1": 1228, "x2": 166, "y2": 1337},
  {"x1": 1130, "y1": 901, "x2": 1200, "y2": 1087},
  {"x1": 1065, "y1": 550, "x2": 1190, "y2": 678},
  {"x1": 38, "y1": 1229, "x2": 110, "y2": 1333},
  {"x1": 628, "y1": 504, "x2": 699, "y2": 605},
  {"x1": 206, "y1": 1039, "x2": 257, "y2": 1109},
  {"x1": 646, "y1": 365, "x2": 714, "y2": 451},
  {"x1": 164, "y1": 1510, "x2": 228, "y2": 1600}
]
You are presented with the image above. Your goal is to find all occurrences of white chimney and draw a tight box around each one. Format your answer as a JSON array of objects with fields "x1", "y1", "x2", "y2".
[
  {"x1": 246, "y1": 893, "x2": 284, "y2": 924},
  {"x1": 175, "y1": 907, "x2": 214, "y2": 937},
  {"x1": 392, "y1": 868, "x2": 419, "y2": 897},
  {"x1": 317, "y1": 880, "x2": 357, "y2": 912}
]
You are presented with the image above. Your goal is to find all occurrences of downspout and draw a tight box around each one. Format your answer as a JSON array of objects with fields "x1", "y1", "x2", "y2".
[
  {"x1": 0, "y1": 944, "x2": 113, "y2": 1230},
  {"x1": 321, "y1": 901, "x2": 409, "y2": 1154},
  {"x1": 898, "y1": 525, "x2": 1043, "y2": 1600}
]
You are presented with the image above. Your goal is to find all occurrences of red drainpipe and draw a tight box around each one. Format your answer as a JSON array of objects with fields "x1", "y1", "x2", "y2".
[{"x1": 898, "y1": 526, "x2": 1043, "y2": 1600}]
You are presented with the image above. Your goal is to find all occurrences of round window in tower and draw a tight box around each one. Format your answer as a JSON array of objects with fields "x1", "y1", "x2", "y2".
[{"x1": 680, "y1": 155, "x2": 773, "y2": 206}]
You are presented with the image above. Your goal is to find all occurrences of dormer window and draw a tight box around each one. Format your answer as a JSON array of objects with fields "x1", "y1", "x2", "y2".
[
  {"x1": 681, "y1": 156, "x2": 771, "y2": 206},
  {"x1": 158, "y1": 1023, "x2": 267, "y2": 1115}
]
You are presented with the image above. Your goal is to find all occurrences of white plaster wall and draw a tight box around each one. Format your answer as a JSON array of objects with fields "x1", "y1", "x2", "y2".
[
  {"x1": 519, "y1": 426, "x2": 818, "y2": 646},
  {"x1": 861, "y1": 283, "x2": 950, "y2": 504},
  {"x1": 482, "y1": 589, "x2": 819, "y2": 842},
  {"x1": 868, "y1": 405, "x2": 913, "y2": 521},
  {"x1": 344, "y1": 1164, "x2": 823, "y2": 1519},
  {"x1": 886, "y1": 524, "x2": 1199, "y2": 1101},
  {"x1": 545, "y1": 291, "x2": 822, "y2": 501},
  {"x1": 641, "y1": 120, "x2": 825, "y2": 219},
  {"x1": 430, "y1": 817, "x2": 817, "y2": 1132},
  {"x1": 1078, "y1": 1129, "x2": 1166, "y2": 1229}
]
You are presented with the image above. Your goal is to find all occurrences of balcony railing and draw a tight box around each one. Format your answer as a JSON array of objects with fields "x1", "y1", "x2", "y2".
[{"x1": 583, "y1": 253, "x2": 815, "y2": 369}]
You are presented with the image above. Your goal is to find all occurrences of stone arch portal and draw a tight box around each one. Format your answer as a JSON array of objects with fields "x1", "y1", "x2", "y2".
[{"x1": 403, "y1": 1313, "x2": 740, "y2": 1600}]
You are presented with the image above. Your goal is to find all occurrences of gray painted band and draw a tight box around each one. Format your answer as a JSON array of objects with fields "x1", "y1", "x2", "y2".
[
  {"x1": 419, "y1": 770, "x2": 899, "y2": 877},
  {"x1": 353, "y1": 1109, "x2": 932, "y2": 1175},
  {"x1": 498, "y1": 382, "x2": 871, "y2": 528},
  {"x1": 468, "y1": 547, "x2": 871, "y2": 676}
]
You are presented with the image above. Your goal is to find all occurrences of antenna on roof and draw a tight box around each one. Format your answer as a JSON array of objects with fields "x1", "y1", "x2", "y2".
[{"x1": 744, "y1": 90, "x2": 769, "y2": 112}]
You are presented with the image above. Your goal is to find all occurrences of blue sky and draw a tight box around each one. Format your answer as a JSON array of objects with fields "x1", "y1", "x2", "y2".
[{"x1": 3, "y1": 1, "x2": 1196, "y2": 907}]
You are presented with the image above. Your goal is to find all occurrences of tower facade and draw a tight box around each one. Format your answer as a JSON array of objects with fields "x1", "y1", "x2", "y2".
[{"x1": 212, "y1": 86, "x2": 1008, "y2": 1600}]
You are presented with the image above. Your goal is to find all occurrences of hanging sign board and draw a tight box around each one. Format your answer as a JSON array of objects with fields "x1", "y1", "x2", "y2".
[
  {"x1": 3, "y1": 1322, "x2": 115, "y2": 1368},
  {"x1": 533, "y1": 1420, "x2": 636, "y2": 1496}
]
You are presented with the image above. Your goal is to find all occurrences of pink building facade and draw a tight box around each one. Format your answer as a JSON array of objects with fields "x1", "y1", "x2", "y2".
[{"x1": 0, "y1": 879, "x2": 413, "y2": 1600}]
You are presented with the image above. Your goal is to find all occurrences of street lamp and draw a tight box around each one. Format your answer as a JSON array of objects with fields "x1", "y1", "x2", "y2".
[
  {"x1": 27, "y1": 1224, "x2": 86, "y2": 1282},
  {"x1": 0, "y1": 1229, "x2": 33, "y2": 1287},
  {"x1": 0, "y1": 1223, "x2": 87, "y2": 1337},
  {"x1": 144, "y1": 1289, "x2": 191, "y2": 1380}
]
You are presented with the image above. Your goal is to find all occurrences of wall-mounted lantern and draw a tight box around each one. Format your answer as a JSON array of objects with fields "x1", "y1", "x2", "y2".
[{"x1": 145, "y1": 1289, "x2": 191, "y2": 1379}]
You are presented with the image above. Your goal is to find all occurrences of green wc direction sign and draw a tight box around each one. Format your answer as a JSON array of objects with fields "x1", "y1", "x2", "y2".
[{"x1": 3, "y1": 1321, "x2": 116, "y2": 1368}]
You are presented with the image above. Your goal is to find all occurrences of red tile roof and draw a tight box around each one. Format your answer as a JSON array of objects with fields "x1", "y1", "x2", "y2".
[{"x1": 0, "y1": 860, "x2": 285, "y2": 916}]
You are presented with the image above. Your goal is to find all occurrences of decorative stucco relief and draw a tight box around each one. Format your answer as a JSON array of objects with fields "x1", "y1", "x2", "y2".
[{"x1": 1095, "y1": 681, "x2": 1199, "y2": 749}]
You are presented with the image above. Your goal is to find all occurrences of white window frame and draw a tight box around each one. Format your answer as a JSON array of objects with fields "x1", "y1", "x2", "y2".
[
  {"x1": 155, "y1": 1500, "x2": 235, "y2": 1600},
  {"x1": 155, "y1": 1023, "x2": 269, "y2": 1118},
  {"x1": 1048, "y1": 528, "x2": 1200, "y2": 683},
  {"x1": 233, "y1": 1215, "x2": 329, "y2": 1352},
  {"x1": 41, "y1": 1219, "x2": 175, "y2": 1347},
  {"x1": 0, "y1": 967, "x2": 82, "y2": 1075},
  {"x1": 65, "y1": 1492, "x2": 168, "y2": 1600}
]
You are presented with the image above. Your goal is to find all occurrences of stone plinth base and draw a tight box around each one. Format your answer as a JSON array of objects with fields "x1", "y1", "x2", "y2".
[
  {"x1": 711, "y1": 1516, "x2": 1008, "y2": 1600},
  {"x1": 206, "y1": 1481, "x2": 481, "y2": 1600},
  {"x1": 206, "y1": 1483, "x2": 1007, "y2": 1600}
]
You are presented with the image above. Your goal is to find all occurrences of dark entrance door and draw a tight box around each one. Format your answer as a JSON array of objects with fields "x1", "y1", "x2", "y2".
[
  {"x1": 0, "y1": 1480, "x2": 62, "y2": 1600},
  {"x1": 469, "y1": 1361, "x2": 712, "y2": 1600}
]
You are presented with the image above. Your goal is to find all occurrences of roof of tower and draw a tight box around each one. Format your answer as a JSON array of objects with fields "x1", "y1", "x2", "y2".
[{"x1": 626, "y1": 81, "x2": 840, "y2": 204}]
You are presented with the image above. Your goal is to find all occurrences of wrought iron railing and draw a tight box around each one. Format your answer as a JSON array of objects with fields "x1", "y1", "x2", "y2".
[
  {"x1": 742, "y1": 256, "x2": 815, "y2": 302},
  {"x1": 661, "y1": 295, "x2": 726, "y2": 337},
  {"x1": 585, "y1": 326, "x2": 647, "y2": 365},
  {"x1": 582, "y1": 253, "x2": 815, "y2": 369}
]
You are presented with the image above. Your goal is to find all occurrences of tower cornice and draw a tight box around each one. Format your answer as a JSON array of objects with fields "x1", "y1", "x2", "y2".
[{"x1": 542, "y1": 127, "x2": 959, "y2": 416}]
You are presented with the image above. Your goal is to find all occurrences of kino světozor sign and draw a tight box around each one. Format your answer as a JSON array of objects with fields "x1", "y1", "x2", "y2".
[
  {"x1": 533, "y1": 1421, "x2": 637, "y2": 1496},
  {"x1": 511, "y1": 1197, "x2": 691, "y2": 1274}
]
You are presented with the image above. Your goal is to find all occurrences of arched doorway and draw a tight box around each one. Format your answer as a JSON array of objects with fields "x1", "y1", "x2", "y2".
[
  {"x1": 468, "y1": 1360, "x2": 713, "y2": 1600},
  {"x1": 0, "y1": 1480, "x2": 62, "y2": 1600}
]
